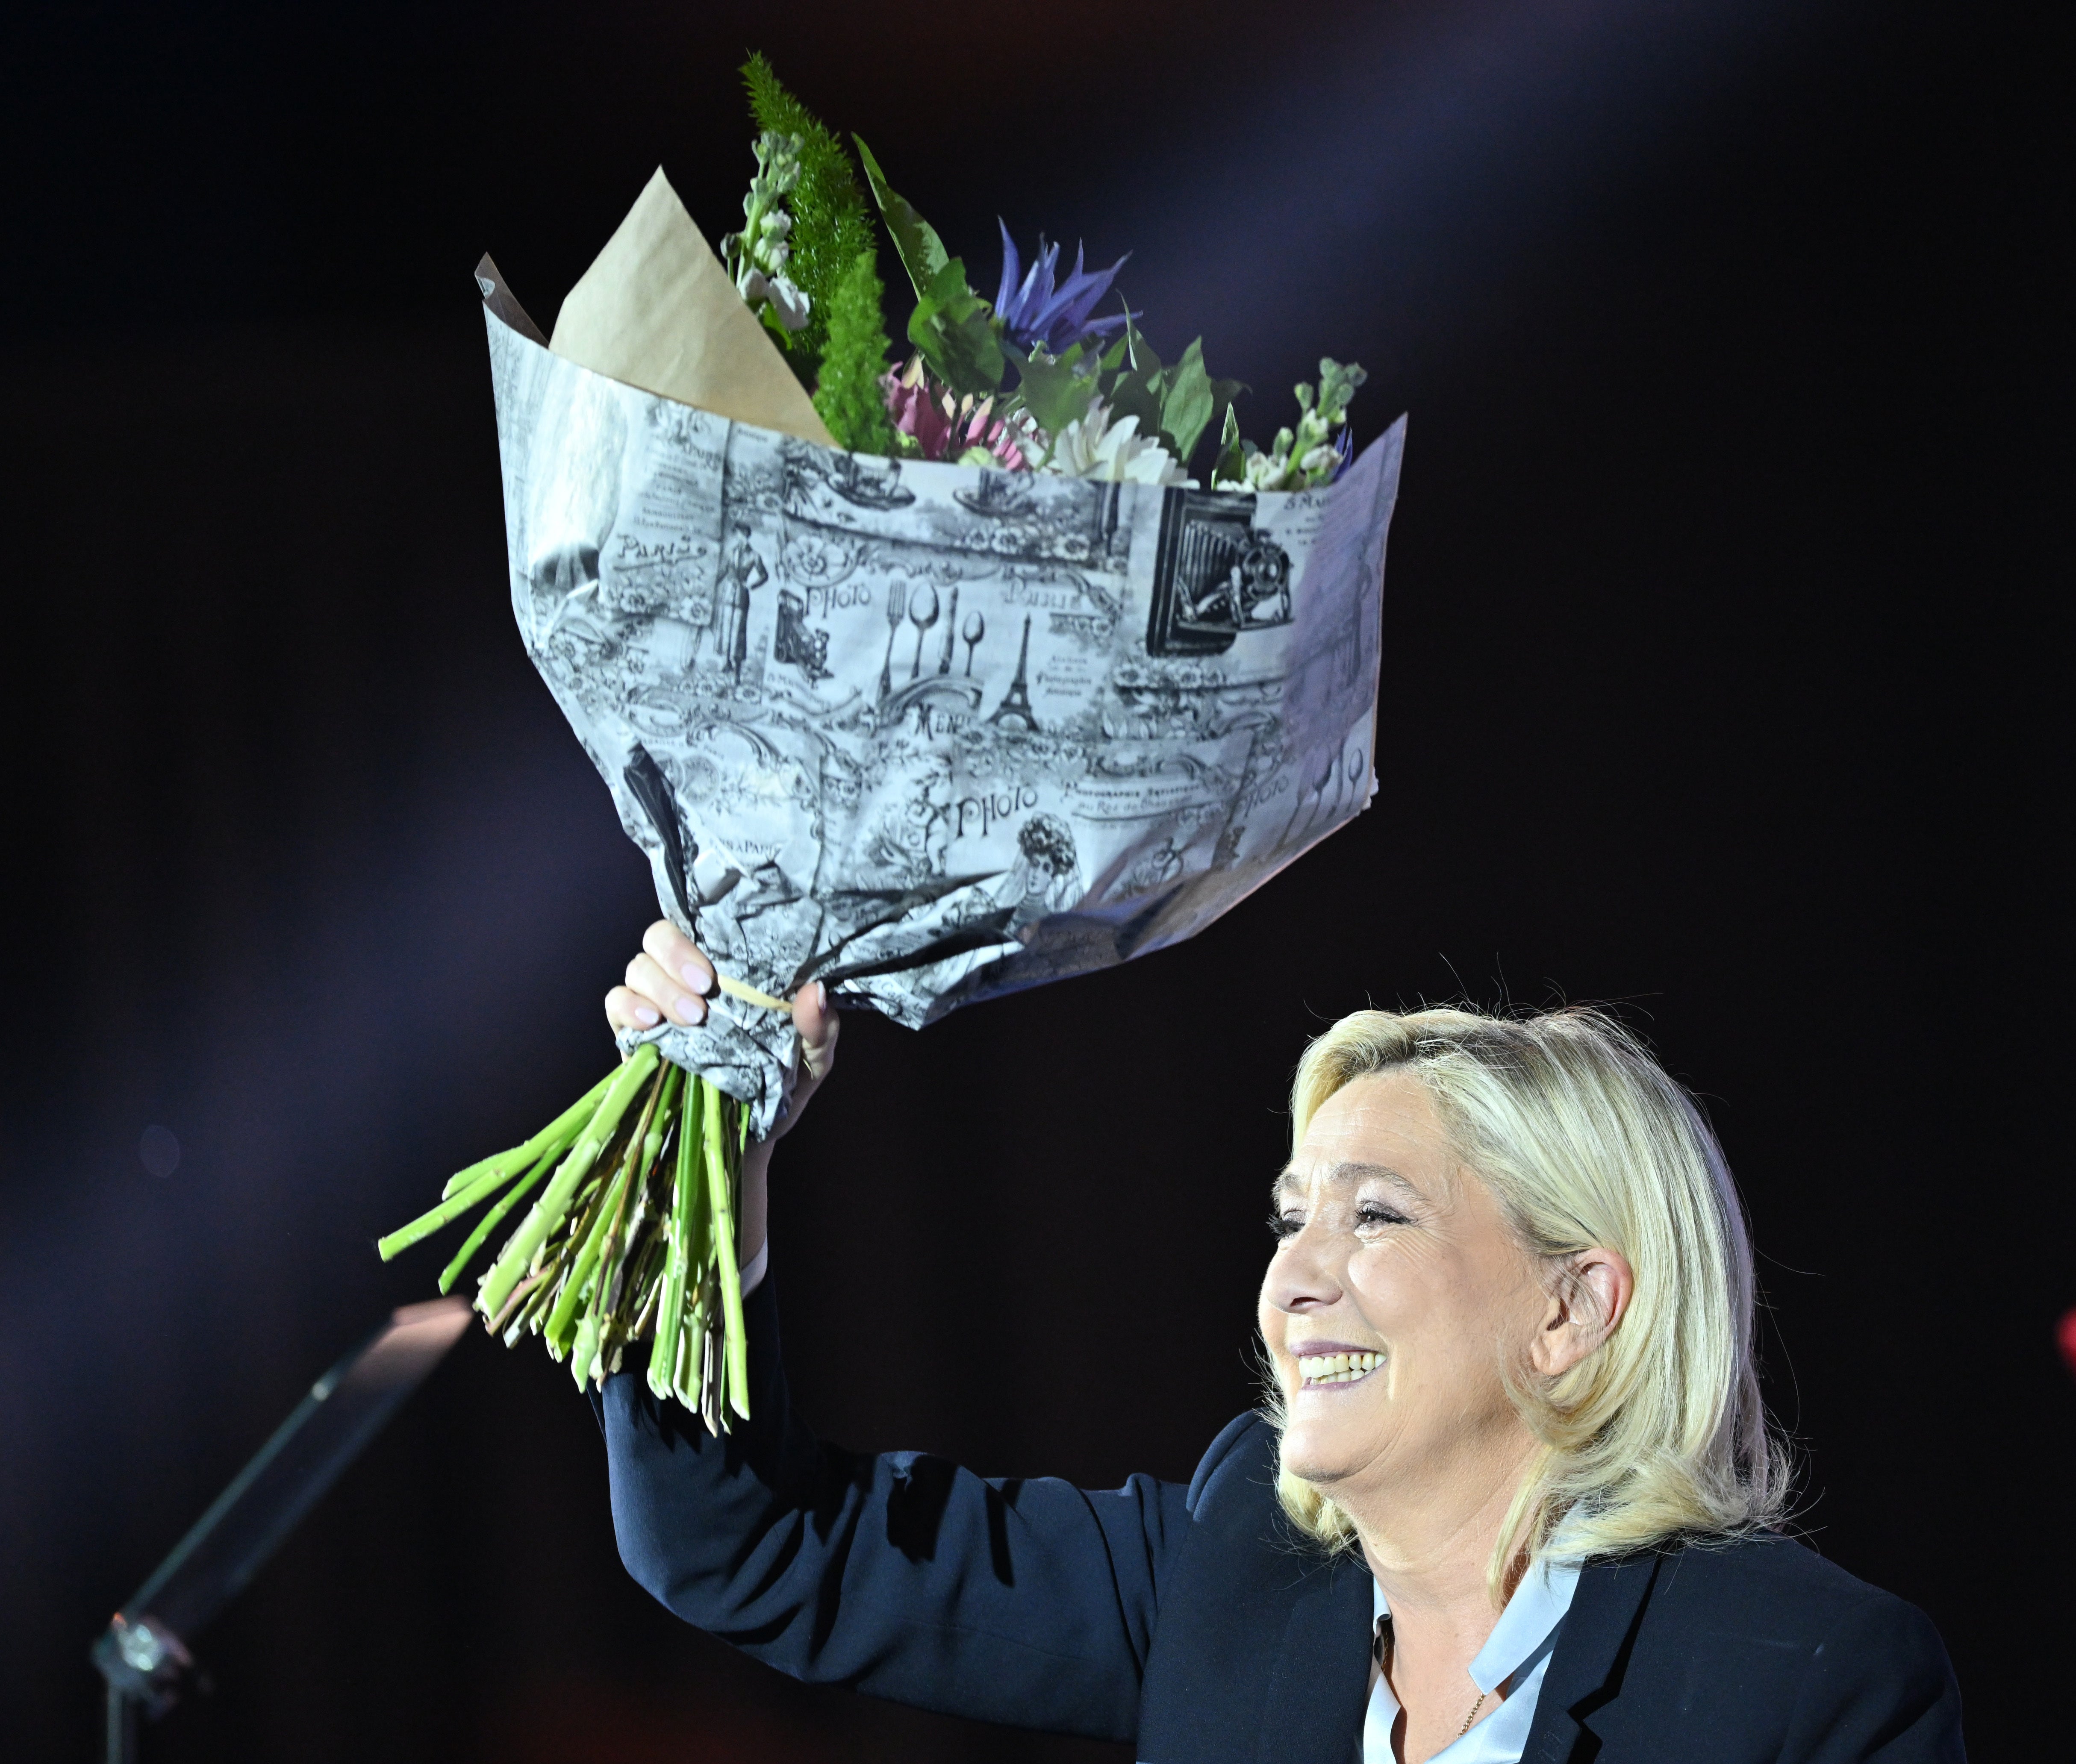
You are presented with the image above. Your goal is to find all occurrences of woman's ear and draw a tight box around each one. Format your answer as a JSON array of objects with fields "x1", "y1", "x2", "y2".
[{"x1": 1529, "y1": 1246, "x2": 1635, "y2": 1378}]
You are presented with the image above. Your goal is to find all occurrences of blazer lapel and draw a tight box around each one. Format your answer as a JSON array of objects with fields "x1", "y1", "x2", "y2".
[
  {"x1": 1254, "y1": 1557, "x2": 1375, "y2": 1764},
  {"x1": 1520, "y1": 1552, "x2": 1662, "y2": 1764}
]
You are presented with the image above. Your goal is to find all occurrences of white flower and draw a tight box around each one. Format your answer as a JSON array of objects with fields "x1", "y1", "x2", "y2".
[
  {"x1": 738, "y1": 267, "x2": 812, "y2": 332},
  {"x1": 723, "y1": 131, "x2": 810, "y2": 332},
  {"x1": 1214, "y1": 443, "x2": 1293, "y2": 493},
  {"x1": 1040, "y1": 402, "x2": 1193, "y2": 486}
]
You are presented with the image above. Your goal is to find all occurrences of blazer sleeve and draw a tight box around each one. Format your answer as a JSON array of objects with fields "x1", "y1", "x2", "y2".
[
  {"x1": 1779, "y1": 1589, "x2": 1966, "y2": 1762},
  {"x1": 595, "y1": 1273, "x2": 1198, "y2": 1743}
]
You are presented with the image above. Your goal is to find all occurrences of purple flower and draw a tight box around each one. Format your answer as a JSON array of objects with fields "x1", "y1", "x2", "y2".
[
  {"x1": 994, "y1": 221, "x2": 1136, "y2": 356},
  {"x1": 1329, "y1": 422, "x2": 1355, "y2": 482}
]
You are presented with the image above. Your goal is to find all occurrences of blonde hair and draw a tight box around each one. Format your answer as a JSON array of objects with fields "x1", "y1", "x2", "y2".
[{"x1": 1269, "y1": 1005, "x2": 1789, "y2": 1593}]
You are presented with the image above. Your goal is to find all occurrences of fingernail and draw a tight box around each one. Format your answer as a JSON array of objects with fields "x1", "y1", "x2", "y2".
[
  {"x1": 680, "y1": 962, "x2": 711, "y2": 995},
  {"x1": 816, "y1": 981, "x2": 829, "y2": 1013},
  {"x1": 633, "y1": 1003, "x2": 660, "y2": 1026},
  {"x1": 672, "y1": 996, "x2": 705, "y2": 1025}
]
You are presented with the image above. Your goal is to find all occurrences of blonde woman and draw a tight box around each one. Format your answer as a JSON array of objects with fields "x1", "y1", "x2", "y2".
[{"x1": 601, "y1": 921, "x2": 1964, "y2": 1763}]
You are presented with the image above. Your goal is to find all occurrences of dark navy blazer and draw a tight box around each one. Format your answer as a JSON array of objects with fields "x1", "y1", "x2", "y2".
[{"x1": 598, "y1": 1278, "x2": 1964, "y2": 1761}]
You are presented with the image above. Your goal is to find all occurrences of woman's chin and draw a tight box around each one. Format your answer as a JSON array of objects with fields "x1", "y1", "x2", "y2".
[{"x1": 1278, "y1": 1412, "x2": 1379, "y2": 1488}]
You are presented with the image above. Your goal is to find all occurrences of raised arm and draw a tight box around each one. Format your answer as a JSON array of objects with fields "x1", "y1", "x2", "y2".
[{"x1": 598, "y1": 923, "x2": 1189, "y2": 1743}]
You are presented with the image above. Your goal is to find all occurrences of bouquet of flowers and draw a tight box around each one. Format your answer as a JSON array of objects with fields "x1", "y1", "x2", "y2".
[{"x1": 381, "y1": 56, "x2": 1406, "y2": 1427}]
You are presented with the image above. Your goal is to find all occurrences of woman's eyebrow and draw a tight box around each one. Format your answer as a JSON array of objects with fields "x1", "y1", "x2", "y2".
[{"x1": 1273, "y1": 1161, "x2": 1423, "y2": 1199}]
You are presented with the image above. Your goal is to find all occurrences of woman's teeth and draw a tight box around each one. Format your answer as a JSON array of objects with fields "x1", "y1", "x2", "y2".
[{"x1": 1298, "y1": 1351, "x2": 1382, "y2": 1385}]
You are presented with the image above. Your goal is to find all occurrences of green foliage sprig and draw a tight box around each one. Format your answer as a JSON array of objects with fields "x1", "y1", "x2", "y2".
[
  {"x1": 813, "y1": 250, "x2": 898, "y2": 453},
  {"x1": 741, "y1": 54, "x2": 883, "y2": 379}
]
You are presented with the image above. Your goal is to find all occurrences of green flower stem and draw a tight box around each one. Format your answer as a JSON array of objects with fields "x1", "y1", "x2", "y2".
[
  {"x1": 570, "y1": 1307, "x2": 602, "y2": 1387},
  {"x1": 675, "y1": 1302, "x2": 698, "y2": 1409},
  {"x1": 635, "y1": 1235, "x2": 666, "y2": 1320},
  {"x1": 696, "y1": 1275, "x2": 722, "y2": 1430},
  {"x1": 542, "y1": 1175, "x2": 615, "y2": 1358},
  {"x1": 509, "y1": 1266, "x2": 559, "y2": 1344},
  {"x1": 485, "y1": 1266, "x2": 545, "y2": 1337},
  {"x1": 547, "y1": 1160, "x2": 630, "y2": 1351},
  {"x1": 686, "y1": 1205, "x2": 717, "y2": 1417},
  {"x1": 577, "y1": 1098, "x2": 670, "y2": 1387},
  {"x1": 594, "y1": 1069, "x2": 677, "y2": 1339},
  {"x1": 630, "y1": 1236, "x2": 667, "y2": 1338},
  {"x1": 534, "y1": 1168, "x2": 601, "y2": 1287},
  {"x1": 438, "y1": 1143, "x2": 556, "y2": 1294},
  {"x1": 439, "y1": 1072, "x2": 613, "y2": 1200},
  {"x1": 606, "y1": 1147, "x2": 671, "y2": 1320},
  {"x1": 676, "y1": 1128, "x2": 715, "y2": 1411},
  {"x1": 704, "y1": 1082, "x2": 751, "y2": 1419},
  {"x1": 637, "y1": 1066, "x2": 681, "y2": 1194},
  {"x1": 382, "y1": 1128, "x2": 590, "y2": 1263},
  {"x1": 547, "y1": 1064, "x2": 666, "y2": 1347},
  {"x1": 649, "y1": 1077, "x2": 702, "y2": 1399},
  {"x1": 479, "y1": 1045, "x2": 658, "y2": 1320},
  {"x1": 377, "y1": 1146, "x2": 536, "y2": 1262}
]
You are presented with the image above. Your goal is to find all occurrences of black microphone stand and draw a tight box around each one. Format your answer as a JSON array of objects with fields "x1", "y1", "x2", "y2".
[{"x1": 90, "y1": 1297, "x2": 471, "y2": 1762}]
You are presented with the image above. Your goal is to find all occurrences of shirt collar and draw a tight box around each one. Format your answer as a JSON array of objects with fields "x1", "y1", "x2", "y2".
[{"x1": 1372, "y1": 1557, "x2": 1582, "y2": 1696}]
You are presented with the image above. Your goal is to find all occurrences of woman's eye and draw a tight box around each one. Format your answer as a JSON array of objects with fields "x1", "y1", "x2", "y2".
[
  {"x1": 1268, "y1": 1213, "x2": 1304, "y2": 1241},
  {"x1": 1355, "y1": 1205, "x2": 1408, "y2": 1230}
]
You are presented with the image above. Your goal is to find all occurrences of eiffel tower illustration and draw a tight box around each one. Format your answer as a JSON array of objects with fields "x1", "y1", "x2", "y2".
[{"x1": 987, "y1": 614, "x2": 1040, "y2": 732}]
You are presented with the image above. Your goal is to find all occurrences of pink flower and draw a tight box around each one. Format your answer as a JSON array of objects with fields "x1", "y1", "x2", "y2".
[{"x1": 881, "y1": 356, "x2": 1034, "y2": 471}]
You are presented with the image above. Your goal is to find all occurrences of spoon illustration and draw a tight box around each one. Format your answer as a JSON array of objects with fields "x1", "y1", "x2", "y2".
[{"x1": 907, "y1": 582, "x2": 940, "y2": 681}]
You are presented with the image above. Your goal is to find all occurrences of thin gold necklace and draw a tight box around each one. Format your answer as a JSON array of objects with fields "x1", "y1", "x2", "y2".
[{"x1": 1374, "y1": 1615, "x2": 1489, "y2": 1743}]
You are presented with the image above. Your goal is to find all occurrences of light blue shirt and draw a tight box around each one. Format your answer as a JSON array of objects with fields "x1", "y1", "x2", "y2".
[{"x1": 1363, "y1": 1558, "x2": 1581, "y2": 1764}]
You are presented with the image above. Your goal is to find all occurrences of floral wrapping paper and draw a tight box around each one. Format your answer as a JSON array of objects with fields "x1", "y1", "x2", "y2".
[{"x1": 482, "y1": 269, "x2": 1405, "y2": 1136}]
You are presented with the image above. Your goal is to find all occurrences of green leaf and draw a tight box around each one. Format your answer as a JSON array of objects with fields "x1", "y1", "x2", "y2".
[
  {"x1": 1121, "y1": 312, "x2": 1163, "y2": 377},
  {"x1": 855, "y1": 136, "x2": 999, "y2": 394},
  {"x1": 1104, "y1": 364, "x2": 1164, "y2": 441},
  {"x1": 1201, "y1": 374, "x2": 1247, "y2": 472},
  {"x1": 1158, "y1": 338, "x2": 1215, "y2": 465},
  {"x1": 908, "y1": 257, "x2": 1004, "y2": 396},
  {"x1": 1210, "y1": 403, "x2": 1244, "y2": 487},
  {"x1": 854, "y1": 135, "x2": 949, "y2": 300},
  {"x1": 1105, "y1": 318, "x2": 1164, "y2": 434},
  {"x1": 1008, "y1": 344, "x2": 1100, "y2": 436}
]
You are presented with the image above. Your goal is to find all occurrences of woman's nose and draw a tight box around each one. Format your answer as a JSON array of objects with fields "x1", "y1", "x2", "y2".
[{"x1": 1265, "y1": 1223, "x2": 1344, "y2": 1314}]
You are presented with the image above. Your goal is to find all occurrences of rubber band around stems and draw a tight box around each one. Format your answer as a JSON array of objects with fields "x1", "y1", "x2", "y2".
[{"x1": 715, "y1": 973, "x2": 792, "y2": 1013}]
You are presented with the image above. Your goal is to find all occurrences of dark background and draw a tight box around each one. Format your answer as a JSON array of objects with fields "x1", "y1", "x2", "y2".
[{"x1": 0, "y1": 1, "x2": 2063, "y2": 1758}]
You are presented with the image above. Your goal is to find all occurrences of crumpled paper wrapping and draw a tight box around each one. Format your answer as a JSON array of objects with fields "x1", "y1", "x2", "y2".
[{"x1": 477, "y1": 173, "x2": 1405, "y2": 1136}]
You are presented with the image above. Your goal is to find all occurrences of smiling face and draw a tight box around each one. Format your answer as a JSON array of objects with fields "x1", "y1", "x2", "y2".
[{"x1": 1260, "y1": 1072, "x2": 1553, "y2": 1515}]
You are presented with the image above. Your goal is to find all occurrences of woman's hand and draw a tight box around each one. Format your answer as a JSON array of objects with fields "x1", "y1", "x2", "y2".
[
  {"x1": 606, "y1": 917, "x2": 719, "y2": 1035},
  {"x1": 604, "y1": 919, "x2": 839, "y2": 1144}
]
